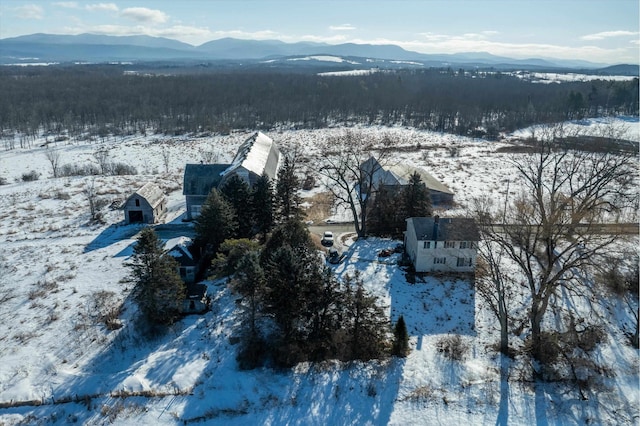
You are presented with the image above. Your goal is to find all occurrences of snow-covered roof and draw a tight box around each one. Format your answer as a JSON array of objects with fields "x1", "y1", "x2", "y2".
[
  {"x1": 133, "y1": 182, "x2": 165, "y2": 208},
  {"x1": 164, "y1": 236, "x2": 196, "y2": 266},
  {"x1": 222, "y1": 132, "x2": 281, "y2": 181},
  {"x1": 386, "y1": 164, "x2": 454, "y2": 195},
  {"x1": 362, "y1": 156, "x2": 453, "y2": 195}
]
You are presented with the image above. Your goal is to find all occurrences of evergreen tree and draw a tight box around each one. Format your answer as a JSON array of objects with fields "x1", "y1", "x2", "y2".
[
  {"x1": 275, "y1": 155, "x2": 301, "y2": 222},
  {"x1": 367, "y1": 185, "x2": 405, "y2": 238},
  {"x1": 194, "y1": 188, "x2": 237, "y2": 255},
  {"x1": 343, "y1": 273, "x2": 390, "y2": 361},
  {"x1": 220, "y1": 175, "x2": 253, "y2": 238},
  {"x1": 252, "y1": 174, "x2": 274, "y2": 241},
  {"x1": 232, "y1": 251, "x2": 265, "y2": 338},
  {"x1": 128, "y1": 227, "x2": 186, "y2": 325},
  {"x1": 392, "y1": 315, "x2": 410, "y2": 357},
  {"x1": 403, "y1": 172, "x2": 432, "y2": 218}
]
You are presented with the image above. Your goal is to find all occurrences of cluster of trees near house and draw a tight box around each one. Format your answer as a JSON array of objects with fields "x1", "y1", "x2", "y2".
[
  {"x1": 128, "y1": 154, "x2": 409, "y2": 367},
  {"x1": 0, "y1": 65, "x2": 637, "y2": 147}
]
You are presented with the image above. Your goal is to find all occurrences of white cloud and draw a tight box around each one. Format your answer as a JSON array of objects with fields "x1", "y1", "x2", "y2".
[
  {"x1": 581, "y1": 30, "x2": 638, "y2": 41},
  {"x1": 53, "y1": 2, "x2": 79, "y2": 8},
  {"x1": 85, "y1": 3, "x2": 118, "y2": 12},
  {"x1": 13, "y1": 4, "x2": 44, "y2": 19},
  {"x1": 329, "y1": 24, "x2": 356, "y2": 31},
  {"x1": 120, "y1": 7, "x2": 168, "y2": 24}
]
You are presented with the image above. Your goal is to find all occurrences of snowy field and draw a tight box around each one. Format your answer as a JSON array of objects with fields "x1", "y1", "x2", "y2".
[{"x1": 0, "y1": 118, "x2": 638, "y2": 425}]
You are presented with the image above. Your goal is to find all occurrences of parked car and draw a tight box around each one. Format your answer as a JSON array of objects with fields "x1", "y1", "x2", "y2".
[
  {"x1": 321, "y1": 231, "x2": 334, "y2": 247},
  {"x1": 327, "y1": 247, "x2": 342, "y2": 264}
]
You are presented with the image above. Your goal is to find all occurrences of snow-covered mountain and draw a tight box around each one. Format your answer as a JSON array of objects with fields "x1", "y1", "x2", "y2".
[{"x1": 1, "y1": 33, "x2": 629, "y2": 71}]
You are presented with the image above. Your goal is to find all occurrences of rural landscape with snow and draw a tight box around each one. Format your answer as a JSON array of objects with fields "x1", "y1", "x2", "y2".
[{"x1": 0, "y1": 13, "x2": 639, "y2": 425}]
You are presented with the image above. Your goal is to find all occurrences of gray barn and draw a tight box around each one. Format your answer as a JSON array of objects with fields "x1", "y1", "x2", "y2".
[{"x1": 123, "y1": 182, "x2": 167, "y2": 224}]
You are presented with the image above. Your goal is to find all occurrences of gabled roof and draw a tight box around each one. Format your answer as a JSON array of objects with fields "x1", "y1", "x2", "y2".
[
  {"x1": 222, "y1": 132, "x2": 280, "y2": 181},
  {"x1": 361, "y1": 156, "x2": 453, "y2": 195},
  {"x1": 183, "y1": 163, "x2": 230, "y2": 196},
  {"x1": 132, "y1": 182, "x2": 165, "y2": 208},
  {"x1": 165, "y1": 236, "x2": 197, "y2": 267},
  {"x1": 407, "y1": 217, "x2": 480, "y2": 242},
  {"x1": 386, "y1": 164, "x2": 454, "y2": 195}
]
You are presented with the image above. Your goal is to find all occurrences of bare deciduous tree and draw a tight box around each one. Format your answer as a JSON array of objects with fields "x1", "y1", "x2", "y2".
[
  {"x1": 318, "y1": 131, "x2": 396, "y2": 238},
  {"x1": 160, "y1": 144, "x2": 171, "y2": 174},
  {"x1": 482, "y1": 128, "x2": 635, "y2": 364},
  {"x1": 93, "y1": 147, "x2": 111, "y2": 175},
  {"x1": 84, "y1": 178, "x2": 99, "y2": 221},
  {"x1": 45, "y1": 148, "x2": 61, "y2": 178}
]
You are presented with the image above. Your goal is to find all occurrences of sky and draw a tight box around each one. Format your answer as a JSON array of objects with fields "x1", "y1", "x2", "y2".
[{"x1": 0, "y1": 0, "x2": 638, "y2": 64}]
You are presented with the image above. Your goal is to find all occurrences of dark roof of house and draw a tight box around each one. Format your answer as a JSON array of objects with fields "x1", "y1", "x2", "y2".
[
  {"x1": 183, "y1": 163, "x2": 230, "y2": 196},
  {"x1": 407, "y1": 217, "x2": 480, "y2": 241}
]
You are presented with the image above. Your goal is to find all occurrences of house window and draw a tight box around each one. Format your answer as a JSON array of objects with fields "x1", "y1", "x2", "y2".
[
  {"x1": 135, "y1": 199, "x2": 140, "y2": 207},
  {"x1": 179, "y1": 267, "x2": 187, "y2": 278},
  {"x1": 433, "y1": 257, "x2": 446, "y2": 264},
  {"x1": 456, "y1": 257, "x2": 473, "y2": 267},
  {"x1": 444, "y1": 241, "x2": 455, "y2": 248},
  {"x1": 460, "y1": 241, "x2": 471, "y2": 249},
  {"x1": 423, "y1": 241, "x2": 431, "y2": 249},
  {"x1": 191, "y1": 205, "x2": 202, "y2": 218}
]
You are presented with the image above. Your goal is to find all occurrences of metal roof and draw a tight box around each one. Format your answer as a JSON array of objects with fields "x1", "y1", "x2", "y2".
[
  {"x1": 183, "y1": 163, "x2": 230, "y2": 196},
  {"x1": 134, "y1": 182, "x2": 165, "y2": 208},
  {"x1": 361, "y1": 156, "x2": 453, "y2": 195},
  {"x1": 222, "y1": 132, "x2": 281, "y2": 182}
]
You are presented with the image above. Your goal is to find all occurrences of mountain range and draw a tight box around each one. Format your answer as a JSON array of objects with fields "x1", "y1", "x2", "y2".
[{"x1": 1, "y1": 33, "x2": 637, "y2": 74}]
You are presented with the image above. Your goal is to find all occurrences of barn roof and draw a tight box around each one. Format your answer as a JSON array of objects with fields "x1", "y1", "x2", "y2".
[
  {"x1": 222, "y1": 132, "x2": 280, "y2": 181},
  {"x1": 407, "y1": 217, "x2": 480, "y2": 242},
  {"x1": 183, "y1": 163, "x2": 230, "y2": 196},
  {"x1": 133, "y1": 182, "x2": 165, "y2": 208},
  {"x1": 361, "y1": 157, "x2": 453, "y2": 195},
  {"x1": 386, "y1": 164, "x2": 454, "y2": 195}
]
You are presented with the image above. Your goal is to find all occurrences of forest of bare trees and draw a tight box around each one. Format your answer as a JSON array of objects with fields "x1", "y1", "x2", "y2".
[{"x1": 0, "y1": 65, "x2": 637, "y2": 146}]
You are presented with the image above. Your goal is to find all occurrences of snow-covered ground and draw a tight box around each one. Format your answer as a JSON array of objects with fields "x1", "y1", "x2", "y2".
[{"x1": 0, "y1": 119, "x2": 637, "y2": 425}]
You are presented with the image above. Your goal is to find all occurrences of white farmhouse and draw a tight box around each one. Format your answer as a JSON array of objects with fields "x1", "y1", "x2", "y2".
[{"x1": 404, "y1": 216, "x2": 480, "y2": 273}]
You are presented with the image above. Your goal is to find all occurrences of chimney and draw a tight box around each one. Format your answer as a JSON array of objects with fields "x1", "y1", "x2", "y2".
[{"x1": 433, "y1": 215, "x2": 440, "y2": 239}]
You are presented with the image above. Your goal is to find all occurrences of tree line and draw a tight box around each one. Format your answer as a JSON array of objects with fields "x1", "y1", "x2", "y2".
[{"x1": 1, "y1": 65, "x2": 637, "y2": 145}]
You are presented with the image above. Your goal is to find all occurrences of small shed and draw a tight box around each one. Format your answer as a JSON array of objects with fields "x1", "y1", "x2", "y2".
[
  {"x1": 182, "y1": 283, "x2": 209, "y2": 314},
  {"x1": 123, "y1": 182, "x2": 166, "y2": 224}
]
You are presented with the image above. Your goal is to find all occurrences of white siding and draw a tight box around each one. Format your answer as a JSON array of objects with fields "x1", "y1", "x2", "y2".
[{"x1": 413, "y1": 240, "x2": 477, "y2": 273}]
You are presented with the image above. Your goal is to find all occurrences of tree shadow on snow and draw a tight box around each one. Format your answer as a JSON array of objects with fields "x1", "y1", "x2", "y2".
[
  {"x1": 43, "y1": 287, "x2": 215, "y2": 424},
  {"x1": 83, "y1": 223, "x2": 142, "y2": 253}
]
